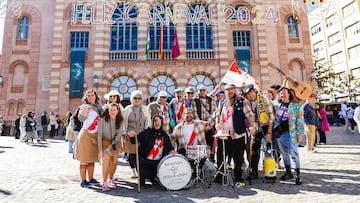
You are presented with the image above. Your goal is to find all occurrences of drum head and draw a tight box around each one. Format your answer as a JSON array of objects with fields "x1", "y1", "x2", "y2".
[{"x1": 157, "y1": 154, "x2": 192, "y2": 190}]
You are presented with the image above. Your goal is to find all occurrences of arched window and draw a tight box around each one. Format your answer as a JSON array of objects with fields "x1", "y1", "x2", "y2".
[
  {"x1": 186, "y1": 4, "x2": 213, "y2": 50},
  {"x1": 149, "y1": 75, "x2": 176, "y2": 98},
  {"x1": 188, "y1": 74, "x2": 215, "y2": 94},
  {"x1": 109, "y1": 75, "x2": 137, "y2": 100},
  {"x1": 17, "y1": 16, "x2": 29, "y2": 39},
  {"x1": 110, "y1": 4, "x2": 138, "y2": 50},
  {"x1": 288, "y1": 16, "x2": 299, "y2": 38}
]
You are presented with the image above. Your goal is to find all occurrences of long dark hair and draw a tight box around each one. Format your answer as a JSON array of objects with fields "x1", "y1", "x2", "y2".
[{"x1": 103, "y1": 103, "x2": 123, "y2": 129}]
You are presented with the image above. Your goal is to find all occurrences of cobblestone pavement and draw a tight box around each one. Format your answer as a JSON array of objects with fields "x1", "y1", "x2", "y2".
[{"x1": 0, "y1": 126, "x2": 359, "y2": 203}]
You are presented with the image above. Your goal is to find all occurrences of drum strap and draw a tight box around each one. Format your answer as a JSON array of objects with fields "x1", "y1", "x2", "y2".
[{"x1": 147, "y1": 137, "x2": 163, "y2": 160}]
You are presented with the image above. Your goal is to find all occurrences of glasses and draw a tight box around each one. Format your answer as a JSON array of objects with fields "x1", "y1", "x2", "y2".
[
  {"x1": 200, "y1": 90, "x2": 206, "y2": 92},
  {"x1": 160, "y1": 96, "x2": 167, "y2": 99},
  {"x1": 109, "y1": 95, "x2": 117, "y2": 98},
  {"x1": 187, "y1": 92, "x2": 194, "y2": 95},
  {"x1": 133, "y1": 97, "x2": 142, "y2": 100}
]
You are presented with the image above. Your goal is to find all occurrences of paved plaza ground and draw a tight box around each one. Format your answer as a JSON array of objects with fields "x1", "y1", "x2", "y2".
[{"x1": 0, "y1": 126, "x2": 359, "y2": 203}]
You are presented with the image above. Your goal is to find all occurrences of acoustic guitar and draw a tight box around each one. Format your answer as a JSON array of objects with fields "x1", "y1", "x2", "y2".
[{"x1": 268, "y1": 62, "x2": 312, "y2": 101}]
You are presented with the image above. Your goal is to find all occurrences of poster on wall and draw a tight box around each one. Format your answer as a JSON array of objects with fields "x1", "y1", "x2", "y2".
[{"x1": 69, "y1": 51, "x2": 85, "y2": 98}]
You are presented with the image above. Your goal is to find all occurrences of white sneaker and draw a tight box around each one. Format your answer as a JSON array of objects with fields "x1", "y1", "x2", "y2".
[
  {"x1": 102, "y1": 182, "x2": 110, "y2": 192},
  {"x1": 108, "y1": 179, "x2": 116, "y2": 188}
]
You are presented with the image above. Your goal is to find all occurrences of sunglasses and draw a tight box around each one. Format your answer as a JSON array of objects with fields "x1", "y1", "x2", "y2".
[
  {"x1": 160, "y1": 96, "x2": 167, "y2": 98},
  {"x1": 109, "y1": 95, "x2": 117, "y2": 98},
  {"x1": 133, "y1": 97, "x2": 142, "y2": 100},
  {"x1": 187, "y1": 92, "x2": 194, "y2": 94},
  {"x1": 200, "y1": 89, "x2": 206, "y2": 92}
]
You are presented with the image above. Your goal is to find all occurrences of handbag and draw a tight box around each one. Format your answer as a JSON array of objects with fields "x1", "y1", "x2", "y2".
[{"x1": 272, "y1": 125, "x2": 283, "y2": 139}]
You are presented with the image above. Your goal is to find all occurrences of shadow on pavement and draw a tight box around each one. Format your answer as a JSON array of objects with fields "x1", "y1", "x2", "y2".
[
  {"x1": 0, "y1": 188, "x2": 12, "y2": 195},
  {"x1": 0, "y1": 145, "x2": 14, "y2": 149}
]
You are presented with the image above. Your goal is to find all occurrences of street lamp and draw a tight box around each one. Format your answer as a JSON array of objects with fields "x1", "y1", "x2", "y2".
[
  {"x1": 93, "y1": 74, "x2": 99, "y2": 90},
  {"x1": 0, "y1": 74, "x2": 3, "y2": 87}
]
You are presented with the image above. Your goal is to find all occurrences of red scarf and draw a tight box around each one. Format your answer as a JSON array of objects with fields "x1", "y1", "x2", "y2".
[
  {"x1": 187, "y1": 127, "x2": 197, "y2": 146},
  {"x1": 147, "y1": 137, "x2": 163, "y2": 160},
  {"x1": 177, "y1": 102, "x2": 184, "y2": 121}
]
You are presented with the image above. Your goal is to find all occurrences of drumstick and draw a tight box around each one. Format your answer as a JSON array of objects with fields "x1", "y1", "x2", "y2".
[{"x1": 135, "y1": 135, "x2": 140, "y2": 193}]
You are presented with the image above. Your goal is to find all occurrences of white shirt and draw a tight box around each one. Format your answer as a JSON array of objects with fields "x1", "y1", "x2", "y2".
[
  {"x1": 183, "y1": 123, "x2": 198, "y2": 146},
  {"x1": 341, "y1": 103, "x2": 347, "y2": 118}
]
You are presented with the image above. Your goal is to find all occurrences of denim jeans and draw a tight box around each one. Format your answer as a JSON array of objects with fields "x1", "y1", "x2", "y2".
[{"x1": 277, "y1": 132, "x2": 300, "y2": 169}]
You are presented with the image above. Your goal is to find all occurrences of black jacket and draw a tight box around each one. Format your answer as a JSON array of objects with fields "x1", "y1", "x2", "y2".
[{"x1": 130, "y1": 127, "x2": 174, "y2": 159}]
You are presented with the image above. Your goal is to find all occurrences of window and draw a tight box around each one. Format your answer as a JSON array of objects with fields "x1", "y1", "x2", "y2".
[
  {"x1": 343, "y1": 1, "x2": 356, "y2": 18},
  {"x1": 311, "y1": 24, "x2": 321, "y2": 36},
  {"x1": 288, "y1": 16, "x2": 299, "y2": 38},
  {"x1": 351, "y1": 68, "x2": 360, "y2": 79},
  {"x1": 188, "y1": 74, "x2": 214, "y2": 93},
  {"x1": 110, "y1": 4, "x2": 138, "y2": 51},
  {"x1": 328, "y1": 32, "x2": 341, "y2": 46},
  {"x1": 186, "y1": 4, "x2": 213, "y2": 50},
  {"x1": 70, "y1": 32, "x2": 89, "y2": 50},
  {"x1": 330, "y1": 52, "x2": 343, "y2": 65},
  {"x1": 233, "y1": 31, "x2": 251, "y2": 73},
  {"x1": 110, "y1": 76, "x2": 137, "y2": 100},
  {"x1": 326, "y1": 14, "x2": 338, "y2": 28},
  {"x1": 313, "y1": 41, "x2": 323, "y2": 52},
  {"x1": 17, "y1": 16, "x2": 29, "y2": 39},
  {"x1": 149, "y1": 75, "x2": 176, "y2": 98},
  {"x1": 349, "y1": 45, "x2": 360, "y2": 59},
  {"x1": 233, "y1": 31, "x2": 251, "y2": 47},
  {"x1": 345, "y1": 22, "x2": 360, "y2": 38}
]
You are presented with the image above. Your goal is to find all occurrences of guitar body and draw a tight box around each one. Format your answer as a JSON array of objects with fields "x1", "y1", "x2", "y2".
[
  {"x1": 285, "y1": 79, "x2": 312, "y2": 101},
  {"x1": 267, "y1": 62, "x2": 313, "y2": 101}
]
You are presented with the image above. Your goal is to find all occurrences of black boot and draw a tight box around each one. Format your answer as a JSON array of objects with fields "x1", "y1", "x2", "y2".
[
  {"x1": 209, "y1": 154, "x2": 215, "y2": 163},
  {"x1": 295, "y1": 168, "x2": 303, "y2": 185},
  {"x1": 281, "y1": 165, "x2": 293, "y2": 181}
]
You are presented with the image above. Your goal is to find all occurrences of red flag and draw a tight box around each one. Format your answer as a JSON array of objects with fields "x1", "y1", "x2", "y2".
[
  {"x1": 159, "y1": 27, "x2": 164, "y2": 60},
  {"x1": 221, "y1": 59, "x2": 259, "y2": 89},
  {"x1": 172, "y1": 28, "x2": 180, "y2": 58}
]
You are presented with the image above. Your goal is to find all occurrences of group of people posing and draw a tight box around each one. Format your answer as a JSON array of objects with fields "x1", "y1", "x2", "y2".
[{"x1": 70, "y1": 81, "x2": 311, "y2": 192}]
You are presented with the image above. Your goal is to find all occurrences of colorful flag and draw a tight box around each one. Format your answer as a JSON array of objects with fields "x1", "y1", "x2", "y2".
[
  {"x1": 145, "y1": 28, "x2": 151, "y2": 61},
  {"x1": 172, "y1": 27, "x2": 180, "y2": 58},
  {"x1": 159, "y1": 26, "x2": 164, "y2": 60},
  {"x1": 221, "y1": 59, "x2": 259, "y2": 89}
]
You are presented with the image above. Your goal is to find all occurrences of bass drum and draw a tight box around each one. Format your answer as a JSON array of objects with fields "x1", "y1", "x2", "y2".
[{"x1": 157, "y1": 154, "x2": 192, "y2": 190}]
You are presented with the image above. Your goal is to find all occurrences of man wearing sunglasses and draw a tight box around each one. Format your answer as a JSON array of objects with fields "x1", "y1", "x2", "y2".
[{"x1": 148, "y1": 91, "x2": 173, "y2": 135}]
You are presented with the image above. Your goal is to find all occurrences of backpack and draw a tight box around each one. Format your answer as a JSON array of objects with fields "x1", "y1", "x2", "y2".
[{"x1": 73, "y1": 106, "x2": 83, "y2": 131}]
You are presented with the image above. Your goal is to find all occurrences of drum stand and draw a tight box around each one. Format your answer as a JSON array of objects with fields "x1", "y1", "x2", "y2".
[
  {"x1": 214, "y1": 135, "x2": 234, "y2": 187},
  {"x1": 190, "y1": 158, "x2": 211, "y2": 188}
]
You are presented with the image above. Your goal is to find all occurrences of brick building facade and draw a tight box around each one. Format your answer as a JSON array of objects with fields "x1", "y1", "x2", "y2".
[{"x1": 0, "y1": 0, "x2": 313, "y2": 120}]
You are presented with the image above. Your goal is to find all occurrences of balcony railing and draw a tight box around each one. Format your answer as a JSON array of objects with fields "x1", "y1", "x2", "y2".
[
  {"x1": 186, "y1": 50, "x2": 214, "y2": 60},
  {"x1": 148, "y1": 50, "x2": 173, "y2": 60},
  {"x1": 109, "y1": 51, "x2": 138, "y2": 61}
]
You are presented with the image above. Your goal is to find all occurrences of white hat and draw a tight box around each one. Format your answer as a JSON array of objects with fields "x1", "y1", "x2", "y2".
[
  {"x1": 104, "y1": 90, "x2": 122, "y2": 101},
  {"x1": 158, "y1": 91, "x2": 168, "y2": 98}
]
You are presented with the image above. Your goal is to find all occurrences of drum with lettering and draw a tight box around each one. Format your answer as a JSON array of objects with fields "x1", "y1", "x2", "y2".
[
  {"x1": 157, "y1": 154, "x2": 192, "y2": 190},
  {"x1": 185, "y1": 145, "x2": 210, "y2": 160}
]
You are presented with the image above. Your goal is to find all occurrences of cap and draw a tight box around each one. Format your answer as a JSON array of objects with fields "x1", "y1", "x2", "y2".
[
  {"x1": 224, "y1": 84, "x2": 236, "y2": 90},
  {"x1": 242, "y1": 84, "x2": 255, "y2": 95},
  {"x1": 158, "y1": 91, "x2": 168, "y2": 98},
  {"x1": 215, "y1": 90, "x2": 225, "y2": 96},
  {"x1": 197, "y1": 85, "x2": 206, "y2": 91},
  {"x1": 174, "y1": 88, "x2": 185, "y2": 93},
  {"x1": 104, "y1": 90, "x2": 123, "y2": 101},
  {"x1": 184, "y1": 87, "x2": 195, "y2": 93}
]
